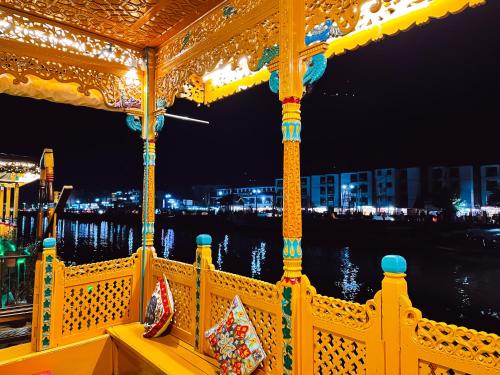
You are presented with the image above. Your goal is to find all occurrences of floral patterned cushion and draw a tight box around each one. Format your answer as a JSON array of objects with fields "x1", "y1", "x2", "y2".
[
  {"x1": 143, "y1": 274, "x2": 175, "y2": 338},
  {"x1": 205, "y1": 295, "x2": 266, "y2": 375}
]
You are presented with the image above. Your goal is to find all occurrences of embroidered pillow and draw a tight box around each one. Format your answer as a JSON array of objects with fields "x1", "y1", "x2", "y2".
[
  {"x1": 144, "y1": 274, "x2": 175, "y2": 338},
  {"x1": 205, "y1": 295, "x2": 266, "y2": 375}
]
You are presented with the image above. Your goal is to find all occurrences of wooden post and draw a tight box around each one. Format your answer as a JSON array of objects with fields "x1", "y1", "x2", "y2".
[
  {"x1": 12, "y1": 184, "x2": 19, "y2": 222},
  {"x1": 138, "y1": 48, "x2": 157, "y2": 322},
  {"x1": 194, "y1": 234, "x2": 213, "y2": 354},
  {"x1": 278, "y1": 1, "x2": 305, "y2": 374},
  {"x1": 380, "y1": 255, "x2": 408, "y2": 374},
  {"x1": 32, "y1": 238, "x2": 58, "y2": 351},
  {"x1": 0, "y1": 186, "x2": 4, "y2": 222},
  {"x1": 5, "y1": 186, "x2": 11, "y2": 223}
]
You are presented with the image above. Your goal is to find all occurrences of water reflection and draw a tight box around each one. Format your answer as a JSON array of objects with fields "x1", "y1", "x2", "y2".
[
  {"x1": 162, "y1": 229, "x2": 174, "y2": 258},
  {"x1": 14, "y1": 214, "x2": 500, "y2": 333},
  {"x1": 251, "y1": 242, "x2": 267, "y2": 279},
  {"x1": 215, "y1": 235, "x2": 230, "y2": 270},
  {"x1": 128, "y1": 228, "x2": 134, "y2": 255},
  {"x1": 453, "y1": 265, "x2": 471, "y2": 319},
  {"x1": 337, "y1": 247, "x2": 360, "y2": 301}
]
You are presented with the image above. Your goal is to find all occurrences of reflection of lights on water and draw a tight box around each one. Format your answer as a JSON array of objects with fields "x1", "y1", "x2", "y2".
[
  {"x1": 454, "y1": 265, "x2": 471, "y2": 315},
  {"x1": 216, "y1": 235, "x2": 230, "y2": 270},
  {"x1": 217, "y1": 244, "x2": 223, "y2": 270},
  {"x1": 162, "y1": 228, "x2": 174, "y2": 258},
  {"x1": 93, "y1": 223, "x2": 98, "y2": 249},
  {"x1": 29, "y1": 216, "x2": 35, "y2": 236},
  {"x1": 251, "y1": 242, "x2": 267, "y2": 279},
  {"x1": 74, "y1": 221, "x2": 79, "y2": 247},
  {"x1": 339, "y1": 247, "x2": 360, "y2": 301},
  {"x1": 100, "y1": 222, "x2": 108, "y2": 245},
  {"x1": 128, "y1": 228, "x2": 134, "y2": 255}
]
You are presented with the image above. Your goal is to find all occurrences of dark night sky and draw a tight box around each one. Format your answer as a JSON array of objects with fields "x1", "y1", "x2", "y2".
[{"x1": 1, "y1": 1, "x2": 499, "y2": 198}]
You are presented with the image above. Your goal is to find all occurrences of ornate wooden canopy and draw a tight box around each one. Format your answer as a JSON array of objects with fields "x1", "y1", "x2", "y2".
[
  {"x1": 0, "y1": 0, "x2": 226, "y2": 48},
  {"x1": 0, "y1": 0, "x2": 486, "y2": 112}
]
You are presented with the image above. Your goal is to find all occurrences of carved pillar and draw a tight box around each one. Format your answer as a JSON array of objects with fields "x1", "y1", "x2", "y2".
[
  {"x1": 278, "y1": 1, "x2": 304, "y2": 374},
  {"x1": 5, "y1": 186, "x2": 11, "y2": 223},
  {"x1": 0, "y1": 186, "x2": 4, "y2": 222},
  {"x1": 142, "y1": 139, "x2": 156, "y2": 247},
  {"x1": 13, "y1": 184, "x2": 19, "y2": 222},
  {"x1": 281, "y1": 98, "x2": 303, "y2": 278}
]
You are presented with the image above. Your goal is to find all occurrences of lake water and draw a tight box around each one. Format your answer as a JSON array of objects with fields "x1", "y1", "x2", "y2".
[{"x1": 16, "y1": 214, "x2": 500, "y2": 333}]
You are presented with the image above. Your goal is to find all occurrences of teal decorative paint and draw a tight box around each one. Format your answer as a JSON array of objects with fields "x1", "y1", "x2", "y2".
[
  {"x1": 143, "y1": 151, "x2": 156, "y2": 166},
  {"x1": 43, "y1": 238, "x2": 56, "y2": 248},
  {"x1": 255, "y1": 45, "x2": 279, "y2": 71},
  {"x1": 155, "y1": 114, "x2": 165, "y2": 134},
  {"x1": 126, "y1": 115, "x2": 142, "y2": 133},
  {"x1": 269, "y1": 70, "x2": 279, "y2": 94},
  {"x1": 282, "y1": 286, "x2": 293, "y2": 375},
  {"x1": 283, "y1": 238, "x2": 302, "y2": 259},
  {"x1": 181, "y1": 32, "x2": 191, "y2": 51},
  {"x1": 196, "y1": 234, "x2": 212, "y2": 246},
  {"x1": 305, "y1": 19, "x2": 333, "y2": 46},
  {"x1": 222, "y1": 6, "x2": 237, "y2": 18},
  {"x1": 143, "y1": 222, "x2": 155, "y2": 235},
  {"x1": 302, "y1": 54, "x2": 327, "y2": 87},
  {"x1": 281, "y1": 121, "x2": 301, "y2": 142},
  {"x1": 381, "y1": 255, "x2": 407, "y2": 274},
  {"x1": 269, "y1": 53, "x2": 327, "y2": 95}
]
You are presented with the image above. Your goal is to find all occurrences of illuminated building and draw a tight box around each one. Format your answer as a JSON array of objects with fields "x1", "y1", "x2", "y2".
[
  {"x1": 480, "y1": 164, "x2": 500, "y2": 206},
  {"x1": 311, "y1": 174, "x2": 340, "y2": 210},
  {"x1": 427, "y1": 166, "x2": 475, "y2": 208},
  {"x1": 215, "y1": 186, "x2": 275, "y2": 211},
  {"x1": 340, "y1": 171, "x2": 373, "y2": 208}
]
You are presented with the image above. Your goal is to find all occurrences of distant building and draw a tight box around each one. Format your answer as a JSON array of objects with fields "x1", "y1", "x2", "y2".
[
  {"x1": 480, "y1": 164, "x2": 500, "y2": 206},
  {"x1": 275, "y1": 177, "x2": 311, "y2": 210},
  {"x1": 374, "y1": 168, "x2": 397, "y2": 208},
  {"x1": 427, "y1": 166, "x2": 474, "y2": 208},
  {"x1": 396, "y1": 167, "x2": 421, "y2": 209},
  {"x1": 311, "y1": 174, "x2": 340, "y2": 209},
  {"x1": 110, "y1": 190, "x2": 141, "y2": 207},
  {"x1": 340, "y1": 171, "x2": 373, "y2": 209},
  {"x1": 215, "y1": 186, "x2": 275, "y2": 210}
]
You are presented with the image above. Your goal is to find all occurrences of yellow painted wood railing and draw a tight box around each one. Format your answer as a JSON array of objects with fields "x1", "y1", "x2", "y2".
[
  {"x1": 31, "y1": 238, "x2": 141, "y2": 351},
  {"x1": 30, "y1": 237, "x2": 499, "y2": 374}
]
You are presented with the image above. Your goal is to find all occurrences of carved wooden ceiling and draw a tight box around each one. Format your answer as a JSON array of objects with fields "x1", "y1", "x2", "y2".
[{"x1": 0, "y1": 0, "x2": 226, "y2": 47}]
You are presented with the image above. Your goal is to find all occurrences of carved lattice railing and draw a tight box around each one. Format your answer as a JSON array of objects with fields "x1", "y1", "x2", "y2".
[
  {"x1": 204, "y1": 269, "x2": 284, "y2": 374},
  {"x1": 401, "y1": 295, "x2": 499, "y2": 375},
  {"x1": 31, "y1": 238, "x2": 499, "y2": 374},
  {"x1": 152, "y1": 257, "x2": 196, "y2": 345},
  {"x1": 301, "y1": 277, "x2": 383, "y2": 374},
  {"x1": 32, "y1": 244, "x2": 141, "y2": 350}
]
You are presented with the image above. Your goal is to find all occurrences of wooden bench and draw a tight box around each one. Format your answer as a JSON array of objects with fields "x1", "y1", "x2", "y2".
[{"x1": 108, "y1": 323, "x2": 219, "y2": 375}]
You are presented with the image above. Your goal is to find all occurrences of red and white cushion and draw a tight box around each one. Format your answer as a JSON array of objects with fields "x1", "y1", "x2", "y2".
[{"x1": 143, "y1": 274, "x2": 175, "y2": 338}]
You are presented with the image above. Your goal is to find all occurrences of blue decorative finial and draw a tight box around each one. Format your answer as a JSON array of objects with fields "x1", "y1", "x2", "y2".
[
  {"x1": 381, "y1": 255, "x2": 407, "y2": 273},
  {"x1": 196, "y1": 234, "x2": 212, "y2": 246},
  {"x1": 43, "y1": 238, "x2": 56, "y2": 249}
]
